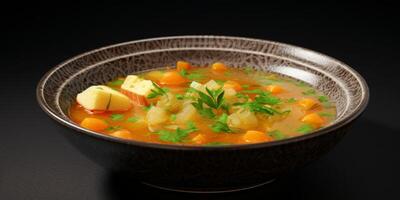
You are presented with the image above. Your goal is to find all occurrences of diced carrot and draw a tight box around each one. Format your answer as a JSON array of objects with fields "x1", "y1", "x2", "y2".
[
  {"x1": 301, "y1": 113, "x2": 325, "y2": 128},
  {"x1": 223, "y1": 80, "x2": 242, "y2": 91},
  {"x1": 265, "y1": 85, "x2": 284, "y2": 94},
  {"x1": 160, "y1": 71, "x2": 188, "y2": 86},
  {"x1": 120, "y1": 90, "x2": 149, "y2": 106},
  {"x1": 211, "y1": 62, "x2": 228, "y2": 73},
  {"x1": 110, "y1": 129, "x2": 134, "y2": 140},
  {"x1": 145, "y1": 70, "x2": 164, "y2": 82},
  {"x1": 298, "y1": 98, "x2": 318, "y2": 110},
  {"x1": 192, "y1": 134, "x2": 207, "y2": 144},
  {"x1": 176, "y1": 61, "x2": 191, "y2": 71},
  {"x1": 80, "y1": 118, "x2": 108, "y2": 131},
  {"x1": 243, "y1": 130, "x2": 273, "y2": 143}
]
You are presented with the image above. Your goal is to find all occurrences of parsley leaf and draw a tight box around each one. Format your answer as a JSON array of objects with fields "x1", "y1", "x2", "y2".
[
  {"x1": 170, "y1": 114, "x2": 177, "y2": 121},
  {"x1": 286, "y1": 97, "x2": 297, "y2": 103},
  {"x1": 302, "y1": 89, "x2": 316, "y2": 95},
  {"x1": 127, "y1": 116, "x2": 140, "y2": 123},
  {"x1": 143, "y1": 104, "x2": 153, "y2": 111},
  {"x1": 192, "y1": 99, "x2": 216, "y2": 119},
  {"x1": 147, "y1": 82, "x2": 169, "y2": 99},
  {"x1": 180, "y1": 69, "x2": 204, "y2": 80},
  {"x1": 297, "y1": 124, "x2": 314, "y2": 134},
  {"x1": 318, "y1": 95, "x2": 329, "y2": 103},
  {"x1": 110, "y1": 114, "x2": 124, "y2": 121},
  {"x1": 210, "y1": 113, "x2": 232, "y2": 133},
  {"x1": 155, "y1": 122, "x2": 198, "y2": 143},
  {"x1": 319, "y1": 112, "x2": 335, "y2": 117},
  {"x1": 108, "y1": 79, "x2": 124, "y2": 86},
  {"x1": 175, "y1": 94, "x2": 184, "y2": 100},
  {"x1": 205, "y1": 142, "x2": 231, "y2": 146},
  {"x1": 268, "y1": 130, "x2": 286, "y2": 140},
  {"x1": 242, "y1": 84, "x2": 250, "y2": 89},
  {"x1": 106, "y1": 126, "x2": 122, "y2": 131}
]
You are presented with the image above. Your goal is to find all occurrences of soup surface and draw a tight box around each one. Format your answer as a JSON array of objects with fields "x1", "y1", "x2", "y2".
[{"x1": 70, "y1": 61, "x2": 336, "y2": 146}]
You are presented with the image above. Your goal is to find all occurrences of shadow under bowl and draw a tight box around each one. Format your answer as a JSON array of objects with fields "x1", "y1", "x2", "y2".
[{"x1": 37, "y1": 36, "x2": 369, "y2": 192}]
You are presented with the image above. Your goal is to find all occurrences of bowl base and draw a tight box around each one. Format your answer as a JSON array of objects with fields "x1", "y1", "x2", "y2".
[{"x1": 141, "y1": 178, "x2": 275, "y2": 193}]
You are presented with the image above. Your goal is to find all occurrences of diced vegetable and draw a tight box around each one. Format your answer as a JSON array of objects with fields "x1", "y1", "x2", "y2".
[
  {"x1": 110, "y1": 129, "x2": 134, "y2": 140},
  {"x1": 243, "y1": 130, "x2": 273, "y2": 143},
  {"x1": 177, "y1": 61, "x2": 191, "y2": 71},
  {"x1": 156, "y1": 93, "x2": 181, "y2": 112},
  {"x1": 301, "y1": 113, "x2": 325, "y2": 128},
  {"x1": 175, "y1": 102, "x2": 198, "y2": 124},
  {"x1": 192, "y1": 134, "x2": 207, "y2": 144},
  {"x1": 223, "y1": 80, "x2": 242, "y2": 91},
  {"x1": 144, "y1": 71, "x2": 164, "y2": 82},
  {"x1": 298, "y1": 98, "x2": 318, "y2": 110},
  {"x1": 121, "y1": 75, "x2": 155, "y2": 96},
  {"x1": 77, "y1": 85, "x2": 132, "y2": 111},
  {"x1": 211, "y1": 62, "x2": 228, "y2": 73},
  {"x1": 265, "y1": 85, "x2": 284, "y2": 94},
  {"x1": 146, "y1": 106, "x2": 169, "y2": 131},
  {"x1": 204, "y1": 80, "x2": 221, "y2": 90},
  {"x1": 268, "y1": 130, "x2": 286, "y2": 140},
  {"x1": 160, "y1": 71, "x2": 188, "y2": 86},
  {"x1": 228, "y1": 109, "x2": 258, "y2": 130},
  {"x1": 80, "y1": 118, "x2": 109, "y2": 131}
]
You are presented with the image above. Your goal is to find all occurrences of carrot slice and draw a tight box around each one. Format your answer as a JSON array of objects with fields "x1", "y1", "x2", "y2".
[
  {"x1": 243, "y1": 130, "x2": 273, "y2": 143},
  {"x1": 110, "y1": 129, "x2": 134, "y2": 140},
  {"x1": 223, "y1": 80, "x2": 242, "y2": 91},
  {"x1": 265, "y1": 85, "x2": 284, "y2": 94},
  {"x1": 301, "y1": 113, "x2": 325, "y2": 128},
  {"x1": 211, "y1": 62, "x2": 228, "y2": 73},
  {"x1": 80, "y1": 118, "x2": 108, "y2": 131},
  {"x1": 298, "y1": 98, "x2": 318, "y2": 110},
  {"x1": 160, "y1": 71, "x2": 188, "y2": 86},
  {"x1": 176, "y1": 61, "x2": 191, "y2": 71}
]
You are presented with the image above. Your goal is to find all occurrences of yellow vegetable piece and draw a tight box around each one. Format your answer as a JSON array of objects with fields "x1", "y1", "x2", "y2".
[
  {"x1": 298, "y1": 98, "x2": 318, "y2": 110},
  {"x1": 301, "y1": 113, "x2": 325, "y2": 128},
  {"x1": 110, "y1": 130, "x2": 134, "y2": 140},
  {"x1": 176, "y1": 61, "x2": 191, "y2": 71},
  {"x1": 211, "y1": 62, "x2": 228, "y2": 73},
  {"x1": 77, "y1": 85, "x2": 131, "y2": 111},
  {"x1": 160, "y1": 71, "x2": 188, "y2": 86},
  {"x1": 192, "y1": 134, "x2": 207, "y2": 144},
  {"x1": 243, "y1": 130, "x2": 273, "y2": 143},
  {"x1": 80, "y1": 118, "x2": 109, "y2": 132},
  {"x1": 223, "y1": 80, "x2": 242, "y2": 91},
  {"x1": 265, "y1": 85, "x2": 284, "y2": 94}
]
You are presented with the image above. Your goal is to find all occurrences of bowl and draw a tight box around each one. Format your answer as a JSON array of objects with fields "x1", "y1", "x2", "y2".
[{"x1": 36, "y1": 36, "x2": 369, "y2": 193}]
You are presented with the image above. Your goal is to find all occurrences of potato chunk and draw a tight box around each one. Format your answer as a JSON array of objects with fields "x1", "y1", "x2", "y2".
[
  {"x1": 77, "y1": 85, "x2": 131, "y2": 111},
  {"x1": 121, "y1": 75, "x2": 154, "y2": 96},
  {"x1": 146, "y1": 106, "x2": 168, "y2": 131},
  {"x1": 228, "y1": 109, "x2": 258, "y2": 130}
]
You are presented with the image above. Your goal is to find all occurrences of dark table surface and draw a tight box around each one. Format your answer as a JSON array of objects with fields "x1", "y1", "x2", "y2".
[{"x1": 1, "y1": 1, "x2": 399, "y2": 199}]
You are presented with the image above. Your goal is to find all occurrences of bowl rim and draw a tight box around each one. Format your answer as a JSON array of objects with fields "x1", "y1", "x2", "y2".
[{"x1": 36, "y1": 35, "x2": 369, "y2": 151}]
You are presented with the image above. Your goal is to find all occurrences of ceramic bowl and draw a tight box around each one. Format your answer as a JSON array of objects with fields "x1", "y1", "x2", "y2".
[{"x1": 37, "y1": 36, "x2": 369, "y2": 192}]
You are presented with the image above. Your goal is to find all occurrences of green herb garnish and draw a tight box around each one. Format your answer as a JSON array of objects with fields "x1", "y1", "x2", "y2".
[
  {"x1": 268, "y1": 130, "x2": 286, "y2": 140},
  {"x1": 127, "y1": 116, "x2": 140, "y2": 123},
  {"x1": 215, "y1": 80, "x2": 226, "y2": 85},
  {"x1": 205, "y1": 142, "x2": 231, "y2": 146},
  {"x1": 244, "y1": 66, "x2": 254, "y2": 74},
  {"x1": 318, "y1": 95, "x2": 329, "y2": 103},
  {"x1": 242, "y1": 84, "x2": 250, "y2": 89},
  {"x1": 319, "y1": 112, "x2": 335, "y2": 117},
  {"x1": 110, "y1": 114, "x2": 124, "y2": 121},
  {"x1": 302, "y1": 89, "x2": 316, "y2": 95},
  {"x1": 192, "y1": 99, "x2": 216, "y2": 119},
  {"x1": 108, "y1": 79, "x2": 124, "y2": 86},
  {"x1": 155, "y1": 122, "x2": 198, "y2": 143},
  {"x1": 180, "y1": 69, "x2": 204, "y2": 80},
  {"x1": 147, "y1": 82, "x2": 169, "y2": 99},
  {"x1": 106, "y1": 126, "x2": 122, "y2": 131},
  {"x1": 143, "y1": 104, "x2": 153, "y2": 111},
  {"x1": 286, "y1": 98, "x2": 297, "y2": 103},
  {"x1": 170, "y1": 114, "x2": 177, "y2": 121},
  {"x1": 210, "y1": 113, "x2": 232, "y2": 133},
  {"x1": 297, "y1": 124, "x2": 314, "y2": 134},
  {"x1": 175, "y1": 94, "x2": 184, "y2": 100}
]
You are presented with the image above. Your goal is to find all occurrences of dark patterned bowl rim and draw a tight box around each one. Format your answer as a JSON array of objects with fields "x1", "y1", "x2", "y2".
[{"x1": 36, "y1": 35, "x2": 369, "y2": 151}]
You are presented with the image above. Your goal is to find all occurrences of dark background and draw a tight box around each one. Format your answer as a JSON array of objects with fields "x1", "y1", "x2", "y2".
[{"x1": 1, "y1": 1, "x2": 399, "y2": 199}]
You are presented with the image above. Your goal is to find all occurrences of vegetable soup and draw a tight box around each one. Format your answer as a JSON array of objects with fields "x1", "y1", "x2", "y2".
[{"x1": 70, "y1": 61, "x2": 336, "y2": 146}]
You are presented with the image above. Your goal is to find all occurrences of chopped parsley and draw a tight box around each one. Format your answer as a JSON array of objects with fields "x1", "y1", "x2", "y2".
[
  {"x1": 286, "y1": 97, "x2": 297, "y2": 103},
  {"x1": 205, "y1": 142, "x2": 231, "y2": 146},
  {"x1": 155, "y1": 122, "x2": 198, "y2": 143},
  {"x1": 268, "y1": 130, "x2": 286, "y2": 140},
  {"x1": 302, "y1": 89, "x2": 316, "y2": 95},
  {"x1": 143, "y1": 104, "x2": 153, "y2": 111},
  {"x1": 106, "y1": 126, "x2": 122, "y2": 131},
  {"x1": 175, "y1": 94, "x2": 184, "y2": 100},
  {"x1": 242, "y1": 84, "x2": 250, "y2": 89},
  {"x1": 170, "y1": 114, "x2": 177, "y2": 121},
  {"x1": 147, "y1": 82, "x2": 169, "y2": 99},
  {"x1": 297, "y1": 124, "x2": 314, "y2": 134},
  {"x1": 319, "y1": 112, "x2": 335, "y2": 117},
  {"x1": 127, "y1": 116, "x2": 140, "y2": 123},
  {"x1": 318, "y1": 95, "x2": 329, "y2": 103},
  {"x1": 210, "y1": 113, "x2": 232, "y2": 133},
  {"x1": 110, "y1": 114, "x2": 124, "y2": 121},
  {"x1": 179, "y1": 69, "x2": 204, "y2": 80},
  {"x1": 108, "y1": 79, "x2": 124, "y2": 86}
]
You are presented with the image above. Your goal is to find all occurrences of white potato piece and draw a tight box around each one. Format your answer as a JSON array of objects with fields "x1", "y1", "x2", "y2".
[
  {"x1": 76, "y1": 85, "x2": 131, "y2": 111},
  {"x1": 146, "y1": 106, "x2": 168, "y2": 131},
  {"x1": 156, "y1": 93, "x2": 182, "y2": 112},
  {"x1": 121, "y1": 75, "x2": 154, "y2": 96},
  {"x1": 175, "y1": 102, "x2": 198, "y2": 124},
  {"x1": 228, "y1": 109, "x2": 258, "y2": 130}
]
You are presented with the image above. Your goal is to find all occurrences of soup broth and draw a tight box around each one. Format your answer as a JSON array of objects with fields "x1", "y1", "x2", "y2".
[{"x1": 70, "y1": 61, "x2": 336, "y2": 146}]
